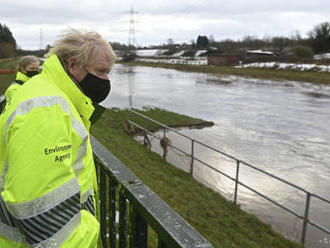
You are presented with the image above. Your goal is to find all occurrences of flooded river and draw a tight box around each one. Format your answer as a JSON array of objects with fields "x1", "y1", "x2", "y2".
[{"x1": 103, "y1": 64, "x2": 330, "y2": 247}]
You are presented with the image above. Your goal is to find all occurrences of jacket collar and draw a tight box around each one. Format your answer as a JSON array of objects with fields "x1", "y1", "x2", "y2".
[
  {"x1": 16, "y1": 71, "x2": 30, "y2": 83},
  {"x1": 41, "y1": 54, "x2": 94, "y2": 129}
]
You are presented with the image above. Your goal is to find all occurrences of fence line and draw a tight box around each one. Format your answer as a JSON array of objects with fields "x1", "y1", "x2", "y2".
[{"x1": 127, "y1": 108, "x2": 330, "y2": 246}]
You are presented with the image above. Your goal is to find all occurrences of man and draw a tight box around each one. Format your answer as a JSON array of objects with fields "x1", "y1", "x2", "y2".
[{"x1": 0, "y1": 29, "x2": 116, "y2": 247}]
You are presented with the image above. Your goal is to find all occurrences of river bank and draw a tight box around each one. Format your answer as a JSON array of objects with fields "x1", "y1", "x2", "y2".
[{"x1": 122, "y1": 61, "x2": 330, "y2": 84}]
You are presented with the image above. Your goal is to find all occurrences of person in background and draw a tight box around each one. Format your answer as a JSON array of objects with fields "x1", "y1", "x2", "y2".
[
  {"x1": 0, "y1": 29, "x2": 116, "y2": 248},
  {"x1": 5, "y1": 55, "x2": 40, "y2": 105}
]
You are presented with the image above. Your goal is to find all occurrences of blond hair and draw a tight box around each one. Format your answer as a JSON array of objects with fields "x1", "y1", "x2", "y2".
[
  {"x1": 18, "y1": 55, "x2": 39, "y2": 72},
  {"x1": 46, "y1": 29, "x2": 116, "y2": 68}
]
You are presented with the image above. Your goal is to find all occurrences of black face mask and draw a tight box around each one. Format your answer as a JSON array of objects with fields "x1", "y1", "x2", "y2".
[
  {"x1": 26, "y1": 70, "x2": 39, "y2": 78},
  {"x1": 78, "y1": 72, "x2": 111, "y2": 103}
]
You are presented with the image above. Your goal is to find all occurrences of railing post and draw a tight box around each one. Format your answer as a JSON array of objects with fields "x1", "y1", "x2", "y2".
[
  {"x1": 119, "y1": 188, "x2": 127, "y2": 248},
  {"x1": 130, "y1": 208, "x2": 148, "y2": 248},
  {"x1": 162, "y1": 128, "x2": 167, "y2": 161},
  {"x1": 143, "y1": 118, "x2": 147, "y2": 147},
  {"x1": 100, "y1": 165, "x2": 107, "y2": 248},
  {"x1": 234, "y1": 160, "x2": 240, "y2": 204},
  {"x1": 158, "y1": 239, "x2": 168, "y2": 248},
  {"x1": 109, "y1": 176, "x2": 117, "y2": 248},
  {"x1": 190, "y1": 139, "x2": 194, "y2": 176},
  {"x1": 301, "y1": 192, "x2": 311, "y2": 245}
]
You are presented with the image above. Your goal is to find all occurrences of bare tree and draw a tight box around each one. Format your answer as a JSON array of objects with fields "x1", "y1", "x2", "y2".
[{"x1": 308, "y1": 22, "x2": 330, "y2": 53}]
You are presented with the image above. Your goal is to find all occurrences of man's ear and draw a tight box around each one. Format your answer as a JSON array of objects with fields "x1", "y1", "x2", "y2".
[{"x1": 67, "y1": 57, "x2": 76, "y2": 74}]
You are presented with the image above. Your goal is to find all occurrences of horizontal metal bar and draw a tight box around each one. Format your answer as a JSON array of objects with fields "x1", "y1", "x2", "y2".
[
  {"x1": 193, "y1": 156, "x2": 237, "y2": 182},
  {"x1": 193, "y1": 139, "x2": 239, "y2": 161},
  {"x1": 237, "y1": 181, "x2": 302, "y2": 219},
  {"x1": 167, "y1": 143, "x2": 190, "y2": 157},
  {"x1": 195, "y1": 137, "x2": 309, "y2": 194},
  {"x1": 312, "y1": 193, "x2": 330, "y2": 205},
  {"x1": 239, "y1": 160, "x2": 308, "y2": 194},
  {"x1": 308, "y1": 220, "x2": 330, "y2": 235}
]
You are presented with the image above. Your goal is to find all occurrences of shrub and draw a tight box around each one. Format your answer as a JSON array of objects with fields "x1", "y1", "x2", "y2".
[{"x1": 293, "y1": 45, "x2": 314, "y2": 59}]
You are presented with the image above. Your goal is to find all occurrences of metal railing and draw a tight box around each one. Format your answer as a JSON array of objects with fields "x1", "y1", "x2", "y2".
[
  {"x1": 92, "y1": 136, "x2": 214, "y2": 248},
  {"x1": 126, "y1": 108, "x2": 330, "y2": 246}
]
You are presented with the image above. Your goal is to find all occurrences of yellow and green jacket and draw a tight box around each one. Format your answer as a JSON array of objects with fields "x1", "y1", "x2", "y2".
[
  {"x1": 0, "y1": 54, "x2": 100, "y2": 248},
  {"x1": 5, "y1": 72, "x2": 30, "y2": 106}
]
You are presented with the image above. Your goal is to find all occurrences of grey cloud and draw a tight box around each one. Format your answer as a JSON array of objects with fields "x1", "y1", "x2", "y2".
[{"x1": 1, "y1": 0, "x2": 329, "y2": 49}]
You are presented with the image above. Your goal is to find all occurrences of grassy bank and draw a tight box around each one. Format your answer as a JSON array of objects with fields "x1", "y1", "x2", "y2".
[
  {"x1": 91, "y1": 108, "x2": 302, "y2": 248},
  {"x1": 123, "y1": 61, "x2": 330, "y2": 84}
]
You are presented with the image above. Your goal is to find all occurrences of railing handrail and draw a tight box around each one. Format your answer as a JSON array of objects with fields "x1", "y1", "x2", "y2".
[
  {"x1": 127, "y1": 108, "x2": 330, "y2": 246},
  {"x1": 91, "y1": 135, "x2": 215, "y2": 248}
]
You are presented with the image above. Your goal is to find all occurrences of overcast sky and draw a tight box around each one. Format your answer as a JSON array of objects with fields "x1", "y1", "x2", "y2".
[{"x1": 1, "y1": 0, "x2": 329, "y2": 50}]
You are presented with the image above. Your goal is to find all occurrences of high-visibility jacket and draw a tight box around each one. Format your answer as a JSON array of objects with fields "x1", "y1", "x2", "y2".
[
  {"x1": 0, "y1": 54, "x2": 100, "y2": 247},
  {"x1": 5, "y1": 72, "x2": 30, "y2": 106}
]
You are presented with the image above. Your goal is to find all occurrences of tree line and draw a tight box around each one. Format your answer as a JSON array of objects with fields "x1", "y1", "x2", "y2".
[
  {"x1": 0, "y1": 23, "x2": 16, "y2": 58},
  {"x1": 1, "y1": 22, "x2": 330, "y2": 59}
]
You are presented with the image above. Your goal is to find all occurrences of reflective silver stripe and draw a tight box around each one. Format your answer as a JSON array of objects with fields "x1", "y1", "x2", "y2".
[
  {"x1": 0, "y1": 159, "x2": 8, "y2": 192},
  {"x1": 72, "y1": 119, "x2": 88, "y2": 173},
  {"x1": 16, "y1": 192, "x2": 80, "y2": 245},
  {"x1": 31, "y1": 212, "x2": 81, "y2": 248},
  {"x1": 81, "y1": 188, "x2": 93, "y2": 204},
  {"x1": 6, "y1": 178, "x2": 80, "y2": 219},
  {"x1": 0, "y1": 222, "x2": 25, "y2": 244},
  {"x1": 2, "y1": 95, "x2": 88, "y2": 176}
]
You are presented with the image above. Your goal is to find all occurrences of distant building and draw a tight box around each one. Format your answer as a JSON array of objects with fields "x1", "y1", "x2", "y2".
[
  {"x1": 207, "y1": 54, "x2": 240, "y2": 66},
  {"x1": 242, "y1": 50, "x2": 278, "y2": 63}
]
